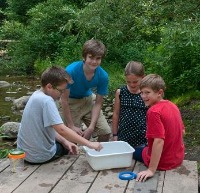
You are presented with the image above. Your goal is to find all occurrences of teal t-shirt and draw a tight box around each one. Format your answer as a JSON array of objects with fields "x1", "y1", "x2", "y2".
[{"x1": 66, "y1": 61, "x2": 109, "y2": 98}]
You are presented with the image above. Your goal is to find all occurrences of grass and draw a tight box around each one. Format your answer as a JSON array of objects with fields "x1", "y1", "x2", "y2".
[
  {"x1": 0, "y1": 127, "x2": 10, "y2": 158},
  {"x1": 172, "y1": 91, "x2": 200, "y2": 174}
]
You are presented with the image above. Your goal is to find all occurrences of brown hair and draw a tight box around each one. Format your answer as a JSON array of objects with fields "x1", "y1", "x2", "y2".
[
  {"x1": 125, "y1": 61, "x2": 145, "y2": 76},
  {"x1": 41, "y1": 66, "x2": 73, "y2": 87},
  {"x1": 140, "y1": 74, "x2": 166, "y2": 92},
  {"x1": 82, "y1": 39, "x2": 106, "y2": 59}
]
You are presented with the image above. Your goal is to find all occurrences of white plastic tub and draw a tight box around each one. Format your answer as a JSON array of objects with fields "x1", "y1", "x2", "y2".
[{"x1": 83, "y1": 141, "x2": 135, "y2": 171}]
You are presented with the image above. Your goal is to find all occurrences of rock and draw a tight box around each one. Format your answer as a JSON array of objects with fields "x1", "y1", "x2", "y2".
[
  {"x1": 5, "y1": 97, "x2": 15, "y2": 102},
  {"x1": 0, "y1": 81, "x2": 10, "y2": 88},
  {"x1": 104, "y1": 107, "x2": 112, "y2": 112},
  {"x1": 13, "y1": 96, "x2": 30, "y2": 110},
  {"x1": 1, "y1": 122, "x2": 20, "y2": 139},
  {"x1": 106, "y1": 111, "x2": 113, "y2": 118}
]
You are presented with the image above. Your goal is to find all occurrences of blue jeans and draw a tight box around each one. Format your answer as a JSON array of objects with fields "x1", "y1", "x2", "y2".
[{"x1": 133, "y1": 145, "x2": 145, "y2": 163}]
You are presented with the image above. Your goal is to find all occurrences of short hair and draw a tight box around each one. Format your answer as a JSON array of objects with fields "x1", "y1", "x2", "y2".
[
  {"x1": 140, "y1": 74, "x2": 166, "y2": 92},
  {"x1": 82, "y1": 39, "x2": 106, "y2": 59},
  {"x1": 41, "y1": 66, "x2": 73, "y2": 87},
  {"x1": 125, "y1": 61, "x2": 145, "y2": 76}
]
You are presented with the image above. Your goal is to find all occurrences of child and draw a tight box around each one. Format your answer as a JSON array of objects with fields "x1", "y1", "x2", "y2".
[
  {"x1": 60, "y1": 39, "x2": 111, "y2": 142},
  {"x1": 17, "y1": 66, "x2": 102, "y2": 164},
  {"x1": 112, "y1": 61, "x2": 148, "y2": 148},
  {"x1": 135, "y1": 74, "x2": 185, "y2": 182}
]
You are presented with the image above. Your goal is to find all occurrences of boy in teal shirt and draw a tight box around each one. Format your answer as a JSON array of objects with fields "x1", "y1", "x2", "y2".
[{"x1": 60, "y1": 39, "x2": 111, "y2": 142}]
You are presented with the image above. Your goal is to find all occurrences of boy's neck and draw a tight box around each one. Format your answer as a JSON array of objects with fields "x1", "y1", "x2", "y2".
[{"x1": 83, "y1": 64, "x2": 95, "y2": 81}]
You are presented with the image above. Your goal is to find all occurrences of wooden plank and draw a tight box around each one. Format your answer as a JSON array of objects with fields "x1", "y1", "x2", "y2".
[
  {"x1": 133, "y1": 164, "x2": 159, "y2": 193},
  {"x1": 162, "y1": 160, "x2": 198, "y2": 193},
  {"x1": 0, "y1": 158, "x2": 10, "y2": 172},
  {"x1": 51, "y1": 155, "x2": 98, "y2": 193},
  {"x1": 126, "y1": 161, "x2": 142, "y2": 193},
  {"x1": 87, "y1": 160, "x2": 136, "y2": 193},
  {"x1": 0, "y1": 161, "x2": 40, "y2": 193},
  {"x1": 13, "y1": 155, "x2": 78, "y2": 193},
  {"x1": 157, "y1": 171, "x2": 165, "y2": 193}
]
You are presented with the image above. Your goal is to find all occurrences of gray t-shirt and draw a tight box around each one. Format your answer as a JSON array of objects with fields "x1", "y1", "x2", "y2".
[{"x1": 17, "y1": 90, "x2": 63, "y2": 163}]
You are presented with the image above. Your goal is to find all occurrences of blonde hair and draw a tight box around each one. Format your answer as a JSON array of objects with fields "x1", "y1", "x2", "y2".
[
  {"x1": 140, "y1": 74, "x2": 166, "y2": 92},
  {"x1": 125, "y1": 61, "x2": 145, "y2": 76}
]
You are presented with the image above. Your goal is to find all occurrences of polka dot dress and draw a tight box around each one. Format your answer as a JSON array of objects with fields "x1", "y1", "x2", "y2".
[{"x1": 118, "y1": 86, "x2": 148, "y2": 148}]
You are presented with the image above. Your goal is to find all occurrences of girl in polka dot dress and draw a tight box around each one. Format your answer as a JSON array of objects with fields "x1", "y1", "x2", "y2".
[{"x1": 112, "y1": 61, "x2": 148, "y2": 148}]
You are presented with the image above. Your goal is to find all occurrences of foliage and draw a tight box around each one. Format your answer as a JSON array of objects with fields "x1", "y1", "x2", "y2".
[
  {"x1": 144, "y1": 18, "x2": 200, "y2": 98},
  {"x1": 5, "y1": 0, "x2": 46, "y2": 23},
  {"x1": 2, "y1": 0, "x2": 78, "y2": 74},
  {"x1": 0, "y1": 0, "x2": 7, "y2": 24},
  {"x1": 0, "y1": 149, "x2": 9, "y2": 159},
  {"x1": 0, "y1": 20, "x2": 25, "y2": 40},
  {"x1": 34, "y1": 57, "x2": 53, "y2": 75},
  {"x1": 74, "y1": 0, "x2": 162, "y2": 65},
  {"x1": 0, "y1": 0, "x2": 200, "y2": 97},
  {"x1": 0, "y1": 127, "x2": 9, "y2": 159},
  {"x1": 172, "y1": 91, "x2": 200, "y2": 152},
  {"x1": 102, "y1": 61, "x2": 124, "y2": 96}
]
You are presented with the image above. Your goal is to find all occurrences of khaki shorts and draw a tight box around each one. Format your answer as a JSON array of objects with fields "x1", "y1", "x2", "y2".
[{"x1": 68, "y1": 94, "x2": 111, "y2": 136}]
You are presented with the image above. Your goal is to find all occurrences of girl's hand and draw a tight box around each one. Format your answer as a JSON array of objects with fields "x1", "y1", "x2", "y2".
[{"x1": 112, "y1": 136, "x2": 118, "y2": 141}]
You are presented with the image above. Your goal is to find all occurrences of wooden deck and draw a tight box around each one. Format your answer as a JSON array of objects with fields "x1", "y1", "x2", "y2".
[{"x1": 0, "y1": 155, "x2": 198, "y2": 193}]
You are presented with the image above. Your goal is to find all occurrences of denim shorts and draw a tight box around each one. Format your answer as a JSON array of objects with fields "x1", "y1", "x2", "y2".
[
  {"x1": 133, "y1": 144, "x2": 145, "y2": 163},
  {"x1": 25, "y1": 141, "x2": 69, "y2": 165}
]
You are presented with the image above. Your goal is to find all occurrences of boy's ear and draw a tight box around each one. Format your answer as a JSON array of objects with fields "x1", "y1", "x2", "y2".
[
  {"x1": 46, "y1": 83, "x2": 53, "y2": 89},
  {"x1": 158, "y1": 89, "x2": 164, "y2": 96}
]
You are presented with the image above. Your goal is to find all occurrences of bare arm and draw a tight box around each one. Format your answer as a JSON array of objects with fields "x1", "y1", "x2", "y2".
[
  {"x1": 60, "y1": 89, "x2": 82, "y2": 135},
  {"x1": 82, "y1": 94, "x2": 103, "y2": 139},
  {"x1": 136, "y1": 138, "x2": 164, "y2": 182},
  {"x1": 55, "y1": 132, "x2": 78, "y2": 154},
  {"x1": 112, "y1": 89, "x2": 120, "y2": 140},
  {"x1": 89, "y1": 94, "x2": 103, "y2": 128},
  {"x1": 53, "y1": 123, "x2": 102, "y2": 151}
]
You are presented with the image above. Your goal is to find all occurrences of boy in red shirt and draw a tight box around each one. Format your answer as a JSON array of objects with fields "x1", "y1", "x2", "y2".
[{"x1": 135, "y1": 74, "x2": 185, "y2": 182}]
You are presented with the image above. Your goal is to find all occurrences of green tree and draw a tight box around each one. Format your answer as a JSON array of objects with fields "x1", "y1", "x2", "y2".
[
  {"x1": 5, "y1": 0, "x2": 77, "y2": 73},
  {"x1": 0, "y1": 0, "x2": 7, "y2": 25}
]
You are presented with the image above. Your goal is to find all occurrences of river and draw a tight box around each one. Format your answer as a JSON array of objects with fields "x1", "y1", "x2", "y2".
[{"x1": 0, "y1": 75, "x2": 40, "y2": 127}]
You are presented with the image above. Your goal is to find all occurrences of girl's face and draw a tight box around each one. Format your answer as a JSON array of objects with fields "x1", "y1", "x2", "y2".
[
  {"x1": 126, "y1": 74, "x2": 143, "y2": 94},
  {"x1": 84, "y1": 54, "x2": 102, "y2": 71}
]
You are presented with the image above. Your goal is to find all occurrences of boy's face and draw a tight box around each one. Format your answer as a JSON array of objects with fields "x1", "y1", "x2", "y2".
[
  {"x1": 140, "y1": 87, "x2": 163, "y2": 107},
  {"x1": 84, "y1": 54, "x2": 102, "y2": 70},
  {"x1": 50, "y1": 82, "x2": 67, "y2": 100}
]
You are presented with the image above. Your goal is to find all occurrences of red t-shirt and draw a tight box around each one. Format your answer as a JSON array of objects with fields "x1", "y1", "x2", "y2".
[{"x1": 142, "y1": 100, "x2": 185, "y2": 170}]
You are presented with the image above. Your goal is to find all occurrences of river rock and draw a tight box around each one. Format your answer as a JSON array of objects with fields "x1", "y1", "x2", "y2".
[
  {"x1": 13, "y1": 96, "x2": 30, "y2": 110},
  {"x1": 0, "y1": 81, "x2": 10, "y2": 88},
  {"x1": 1, "y1": 122, "x2": 20, "y2": 139}
]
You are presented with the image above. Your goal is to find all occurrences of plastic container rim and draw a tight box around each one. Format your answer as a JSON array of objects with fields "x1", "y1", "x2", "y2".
[{"x1": 8, "y1": 153, "x2": 26, "y2": 159}]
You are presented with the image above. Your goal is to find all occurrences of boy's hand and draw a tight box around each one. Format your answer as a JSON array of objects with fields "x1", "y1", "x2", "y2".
[
  {"x1": 88, "y1": 142, "x2": 103, "y2": 151},
  {"x1": 83, "y1": 128, "x2": 94, "y2": 140},
  {"x1": 71, "y1": 126, "x2": 83, "y2": 136},
  {"x1": 136, "y1": 169, "x2": 155, "y2": 182},
  {"x1": 63, "y1": 140, "x2": 79, "y2": 155}
]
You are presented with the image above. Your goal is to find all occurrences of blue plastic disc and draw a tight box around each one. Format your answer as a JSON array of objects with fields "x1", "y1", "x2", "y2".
[{"x1": 118, "y1": 171, "x2": 137, "y2": 180}]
